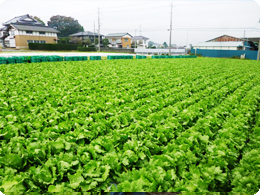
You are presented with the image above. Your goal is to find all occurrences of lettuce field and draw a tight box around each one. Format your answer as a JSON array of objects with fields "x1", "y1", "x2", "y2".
[{"x1": 0, "y1": 58, "x2": 260, "y2": 193}]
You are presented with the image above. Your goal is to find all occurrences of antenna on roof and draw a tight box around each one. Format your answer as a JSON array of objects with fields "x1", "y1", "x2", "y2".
[{"x1": 139, "y1": 25, "x2": 142, "y2": 36}]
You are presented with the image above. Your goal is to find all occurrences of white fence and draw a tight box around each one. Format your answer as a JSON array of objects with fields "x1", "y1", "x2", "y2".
[{"x1": 134, "y1": 48, "x2": 186, "y2": 55}]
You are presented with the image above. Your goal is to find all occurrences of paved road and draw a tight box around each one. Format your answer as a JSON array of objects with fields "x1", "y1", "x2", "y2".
[{"x1": 0, "y1": 49, "x2": 135, "y2": 57}]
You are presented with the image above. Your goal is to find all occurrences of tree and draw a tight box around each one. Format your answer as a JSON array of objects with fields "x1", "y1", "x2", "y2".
[
  {"x1": 70, "y1": 37, "x2": 82, "y2": 44},
  {"x1": 48, "y1": 15, "x2": 84, "y2": 37},
  {"x1": 83, "y1": 38, "x2": 92, "y2": 46},
  {"x1": 32, "y1": 16, "x2": 45, "y2": 26},
  {"x1": 102, "y1": 38, "x2": 109, "y2": 48},
  {"x1": 148, "y1": 41, "x2": 154, "y2": 48},
  {"x1": 59, "y1": 37, "x2": 70, "y2": 44},
  {"x1": 94, "y1": 38, "x2": 99, "y2": 45},
  {"x1": 163, "y1": 42, "x2": 168, "y2": 48}
]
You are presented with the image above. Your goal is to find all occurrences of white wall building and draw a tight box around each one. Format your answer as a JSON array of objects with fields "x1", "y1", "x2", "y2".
[
  {"x1": 131, "y1": 36, "x2": 149, "y2": 48},
  {"x1": 0, "y1": 14, "x2": 59, "y2": 49},
  {"x1": 192, "y1": 41, "x2": 244, "y2": 50}
]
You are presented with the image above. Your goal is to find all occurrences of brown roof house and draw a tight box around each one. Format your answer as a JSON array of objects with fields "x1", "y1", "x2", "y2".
[
  {"x1": 0, "y1": 14, "x2": 59, "y2": 49},
  {"x1": 206, "y1": 35, "x2": 244, "y2": 42}
]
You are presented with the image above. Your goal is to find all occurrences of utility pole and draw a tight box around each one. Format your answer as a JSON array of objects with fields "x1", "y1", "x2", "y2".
[
  {"x1": 94, "y1": 21, "x2": 95, "y2": 47},
  {"x1": 135, "y1": 30, "x2": 137, "y2": 48},
  {"x1": 243, "y1": 30, "x2": 246, "y2": 50},
  {"x1": 257, "y1": 38, "x2": 260, "y2": 60},
  {"x1": 169, "y1": 2, "x2": 173, "y2": 56},
  {"x1": 186, "y1": 31, "x2": 189, "y2": 54},
  {"x1": 98, "y1": 7, "x2": 101, "y2": 52},
  {"x1": 257, "y1": 19, "x2": 260, "y2": 60}
]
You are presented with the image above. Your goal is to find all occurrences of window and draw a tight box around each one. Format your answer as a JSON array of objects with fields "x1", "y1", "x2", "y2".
[
  {"x1": 39, "y1": 32, "x2": 45, "y2": 35},
  {"x1": 40, "y1": 41, "x2": 46, "y2": 44},
  {"x1": 34, "y1": 40, "x2": 40, "y2": 43},
  {"x1": 10, "y1": 31, "x2": 15, "y2": 36},
  {"x1": 26, "y1": 31, "x2": 33, "y2": 34},
  {"x1": 124, "y1": 38, "x2": 128, "y2": 42},
  {"x1": 27, "y1": 40, "x2": 33, "y2": 44}
]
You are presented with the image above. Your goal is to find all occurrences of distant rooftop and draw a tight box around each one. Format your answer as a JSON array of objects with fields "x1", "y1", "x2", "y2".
[
  {"x1": 132, "y1": 36, "x2": 149, "y2": 40},
  {"x1": 206, "y1": 35, "x2": 243, "y2": 42},
  {"x1": 69, "y1": 31, "x2": 103, "y2": 37},
  {"x1": 106, "y1": 33, "x2": 132, "y2": 37}
]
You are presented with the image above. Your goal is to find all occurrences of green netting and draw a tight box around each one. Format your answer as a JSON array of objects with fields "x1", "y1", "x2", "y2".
[
  {"x1": 46, "y1": 55, "x2": 63, "y2": 62},
  {"x1": 0, "y1": 54, "x2": 196, "y2": 65},
  {"x1": 6, "y1": 57, "x2": 16, "y2": 64},
  {"x1": 107, "y1": 55, "x2": 133, "y2": 60},
  {"x1": 64, "y1": 56, "x2": 72, "y2": 61},
  {"x1": 16, "y1": 57, "x2": 24, "y2": 63},
  {"x1": 64, "y1": 56, "x2": 88, "y2": 61},
  {"x1": 0, "y1": 57, "x2": 7, "y2": 65},
  {"x1": 90, "y1": 56, "x2": 101, "y2": 60},
  {"x1": 31, "y1": 56, "x2": 41, "y2": 63}
]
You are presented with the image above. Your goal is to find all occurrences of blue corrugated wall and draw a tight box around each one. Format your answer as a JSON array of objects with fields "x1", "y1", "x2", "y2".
[{"x1": 190, "y1": 48, "x2": 258, "y2": 60}]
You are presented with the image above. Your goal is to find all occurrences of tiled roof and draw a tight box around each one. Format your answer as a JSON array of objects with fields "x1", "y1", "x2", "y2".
[
  {"x1": 11, "y1": 24, "x2": 60, "y2": 33},
  {"x1": 3, "y1": 14, "x2": 43, "y2": 26}
]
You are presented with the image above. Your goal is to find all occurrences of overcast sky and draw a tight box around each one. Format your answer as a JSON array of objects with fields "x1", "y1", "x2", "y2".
[{"x1": 1, "y1": 0, "x2": 260, "y2": 45}]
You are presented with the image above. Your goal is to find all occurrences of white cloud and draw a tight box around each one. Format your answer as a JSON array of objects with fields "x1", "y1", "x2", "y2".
[{"x1": 254, "y1": 0, "x2": 260, "y2": 6}]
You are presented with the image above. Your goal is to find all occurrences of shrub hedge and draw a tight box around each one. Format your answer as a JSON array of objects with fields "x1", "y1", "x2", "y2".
[
  {"x1": 29, "y1": 43, "x2": 83, "y2": 51},
  {"x1": 77, "y1": 47, "x2": 96, "y2": 52}
]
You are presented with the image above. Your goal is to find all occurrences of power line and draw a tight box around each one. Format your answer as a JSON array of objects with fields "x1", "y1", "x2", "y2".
[{"x1": 169, "y1": 2, "x2": 173, "y2": 56}]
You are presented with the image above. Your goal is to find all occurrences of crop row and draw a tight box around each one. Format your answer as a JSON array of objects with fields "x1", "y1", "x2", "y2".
[{"x1": 0, "y1": 58, "x2": 260, "y2": 193}]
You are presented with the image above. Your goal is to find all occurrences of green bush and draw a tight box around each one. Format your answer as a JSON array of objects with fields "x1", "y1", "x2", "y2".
[
  {"x1": 77, "y1": 47, "x2": 96, "y2": 52},
  {"x1": 29, "y1": 43, "x2": 82, "y2": 50}
]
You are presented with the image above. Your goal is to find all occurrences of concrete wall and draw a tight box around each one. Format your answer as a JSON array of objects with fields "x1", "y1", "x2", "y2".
[
  {"x1": 100, "y1": 48, "x2": 135, "y2": 53},
  {"x1": 190, "y1": 48, "x2": 258, "y2": 60}
]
